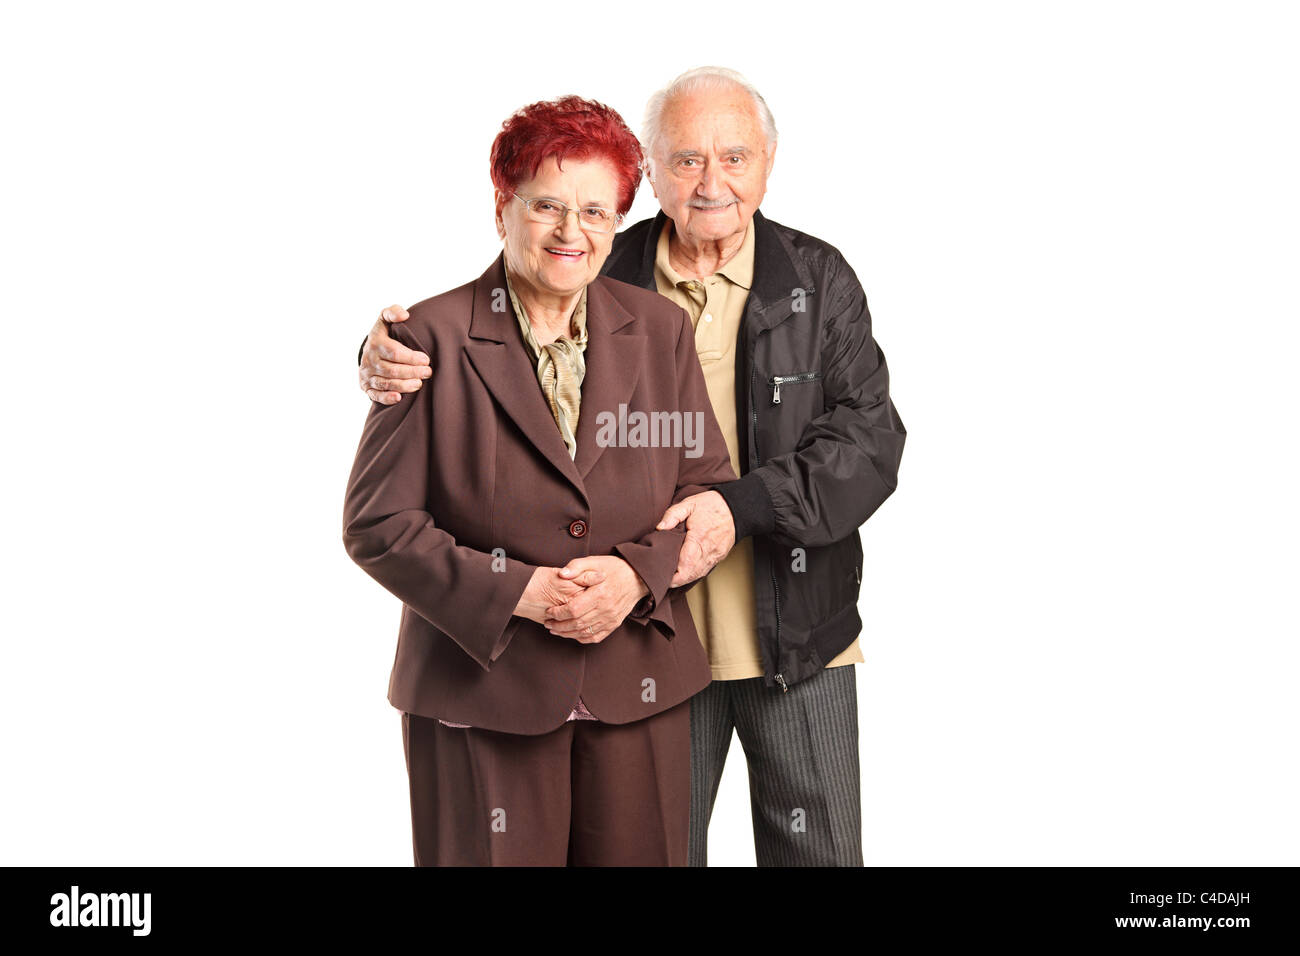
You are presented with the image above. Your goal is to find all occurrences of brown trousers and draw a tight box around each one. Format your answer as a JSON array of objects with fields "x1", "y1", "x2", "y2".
[{"x1": 400, "y1": 700, "x2": 691, "y2": 866}]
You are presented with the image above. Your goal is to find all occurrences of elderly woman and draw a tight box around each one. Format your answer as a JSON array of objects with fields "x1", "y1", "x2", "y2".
[{"x1": 342, "y1": 96, "x2": 737, "y2": 866}]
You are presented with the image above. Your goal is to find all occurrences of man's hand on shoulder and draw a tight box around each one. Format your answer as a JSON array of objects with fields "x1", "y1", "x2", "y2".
[{"x1": 359, "y1": 305, "x2": 431, "y2": 405}]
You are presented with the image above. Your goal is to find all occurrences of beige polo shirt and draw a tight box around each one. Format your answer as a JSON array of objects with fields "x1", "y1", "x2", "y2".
[{"x1": 652, "y1": 219, "x2": 863, "y2": 680}]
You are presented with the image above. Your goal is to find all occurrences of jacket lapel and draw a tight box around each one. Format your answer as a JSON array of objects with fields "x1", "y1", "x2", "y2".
[
  {"x1": 739, "y1": 210, "x2": 816, "y2": 333},
  {"x1": 463, "y1": 256, "x2": 645, "y2": 499},
  {"x1": 573, "y1": 276, "x2": 644, "y2": 481},
  {"x1": 465, "y1": 255, "x2": 586, "y2": 496},
  {"x1": 601, "y1": 209, "x2": 666, "y2": 291}
]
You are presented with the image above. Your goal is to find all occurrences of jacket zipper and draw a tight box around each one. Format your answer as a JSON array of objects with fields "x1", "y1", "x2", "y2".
[
  {"x1": 771, "y1": 565, "x2": 785, "y2": 692},
  {"x1": 753, "y1": 362, "x2": 787, "y2": 693},
  {"x1": 769, "y1": 371, "x2": 821, "y2": 404}
]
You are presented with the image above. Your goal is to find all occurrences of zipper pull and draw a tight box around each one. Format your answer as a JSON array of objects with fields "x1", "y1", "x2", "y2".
[
  {"x1": 772, "y1": 379, "x2": 782, "y2": 404},
  {"x1": 774, "y1": 673, "x2": 788, "y2": 693}
]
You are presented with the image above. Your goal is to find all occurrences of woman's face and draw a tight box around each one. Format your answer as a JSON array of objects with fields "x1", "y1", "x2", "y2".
[{"x1": 495, "y1": 155, "x2": 621, "y2": 301}]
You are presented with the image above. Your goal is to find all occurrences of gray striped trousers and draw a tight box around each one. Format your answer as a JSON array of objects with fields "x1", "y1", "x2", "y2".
[{"x1": 688, "y1": 663, "x2": 863, "y2": 866}]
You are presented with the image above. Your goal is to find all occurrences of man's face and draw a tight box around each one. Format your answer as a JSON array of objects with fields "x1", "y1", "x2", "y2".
[{"x1": 647, "y1": 86, "x2": 775, "y2": 247}]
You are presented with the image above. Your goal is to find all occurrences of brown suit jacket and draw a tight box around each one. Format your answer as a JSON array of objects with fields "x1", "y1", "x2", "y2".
[{"x1": 343, "y1": 255, "x2": 739, "y2": 735}]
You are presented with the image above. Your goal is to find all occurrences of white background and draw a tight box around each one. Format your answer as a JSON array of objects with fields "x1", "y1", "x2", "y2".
[{"x1": 2, "y1": 0, "x2": 1296, "y2": 866}]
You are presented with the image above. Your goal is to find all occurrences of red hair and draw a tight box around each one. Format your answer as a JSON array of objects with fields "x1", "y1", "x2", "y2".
[{"x1": 490, "y1": 95, "x2": 643, "y2": 216}]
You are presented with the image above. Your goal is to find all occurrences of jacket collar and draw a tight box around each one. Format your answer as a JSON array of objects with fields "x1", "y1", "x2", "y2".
[
  {"x1": 465, "y1": 253, "x2": 645, "y2": 501},
  {"x1": 606, "y1": 208, "x2": 815, "y2": 332}
]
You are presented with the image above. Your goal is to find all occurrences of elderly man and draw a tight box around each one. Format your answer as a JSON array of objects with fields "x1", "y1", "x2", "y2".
[{"x1": 358, "y1": 67, "x2": 906, "y2": 866}]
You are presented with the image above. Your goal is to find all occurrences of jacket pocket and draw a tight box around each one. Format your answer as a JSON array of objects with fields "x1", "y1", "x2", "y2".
[
  {"x1": 768, "y1": 371, "x2": 821, "y2": 405},
  {"x1": 775, "y1": 532, "x2": 861, "y2": 631}
]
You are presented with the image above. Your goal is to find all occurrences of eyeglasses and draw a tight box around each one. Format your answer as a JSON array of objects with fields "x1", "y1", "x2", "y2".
[{"x1": 512, "y1": 193, "x2": 624, "y2": 234}]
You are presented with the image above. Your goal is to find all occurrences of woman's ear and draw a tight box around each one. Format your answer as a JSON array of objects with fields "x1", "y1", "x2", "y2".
[{"x1": 494, "y1": 189, "x2": 508, "y2": 240}]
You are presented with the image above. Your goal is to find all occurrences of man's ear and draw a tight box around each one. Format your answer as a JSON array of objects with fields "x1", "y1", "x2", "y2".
[
  {"x1": 765, "y1": 141, "x2": 778, "y2": 178},
  {"x1": 493, "y1": 189, "x2": 508, "y2": 239},
  {"x1": 643, "y1": 159, "x2": 660, "y2": 199}
]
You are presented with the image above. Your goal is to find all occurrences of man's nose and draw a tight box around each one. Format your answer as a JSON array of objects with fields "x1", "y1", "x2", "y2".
[{"x1": 698, "y1": 162, "x2": 725, "y2": 198}]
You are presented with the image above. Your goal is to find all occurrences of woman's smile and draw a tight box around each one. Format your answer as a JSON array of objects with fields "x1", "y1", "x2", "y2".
[{"x1": 544, "y1": 246, "x2": 586, "y2": 262}]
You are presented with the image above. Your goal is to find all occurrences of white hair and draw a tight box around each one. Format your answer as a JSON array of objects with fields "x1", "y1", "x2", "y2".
[{"x1": 640, "y1": 66, "x2": 778, "y2": 175}]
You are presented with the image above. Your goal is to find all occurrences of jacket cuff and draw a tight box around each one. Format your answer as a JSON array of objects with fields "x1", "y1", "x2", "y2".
[
  {"x1": 489, "y1": 616, "x2": 525, "y2": 663},
  {"x1": 626, "y1": 589, "x2": 677, "y2": 640},
  {"x1": 612, "y1": 541, "x2": 679, "y2": 640},
  {"x1": 715, "y1": 470, "x2": 777, "y2": 541},
  {"x1": 452, "y1": 559, "x2": 537, "y2": 671}
]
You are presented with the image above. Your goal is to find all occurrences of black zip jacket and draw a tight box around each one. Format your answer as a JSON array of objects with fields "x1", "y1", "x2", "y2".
[{"x1": 358, "y1": 208, "x2": 905, "y2": 692}]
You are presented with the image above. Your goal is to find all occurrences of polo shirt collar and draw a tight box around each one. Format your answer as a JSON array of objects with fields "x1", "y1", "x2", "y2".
[{"x1": 654, "y1": 216, "x2": 756, "y2": 288}]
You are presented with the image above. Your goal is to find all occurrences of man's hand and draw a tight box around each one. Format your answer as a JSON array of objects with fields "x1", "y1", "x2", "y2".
[
  {"x1": 360, "y1": 305, "x2": 431, "y2": 404},
  {"x1": 514, "y1": 566, "x2": 607, "y2": 625},
  {"x1": 656, "y1": 490, "x2": 736, "y2": 587},
  {"x1": 545, "y1": 556, "x2": 650, "y2": 644}
]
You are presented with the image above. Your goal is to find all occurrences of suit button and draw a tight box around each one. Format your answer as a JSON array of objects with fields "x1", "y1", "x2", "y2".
[{"x1": 568, "y1": 520, "x2": 587, "y2": 538}]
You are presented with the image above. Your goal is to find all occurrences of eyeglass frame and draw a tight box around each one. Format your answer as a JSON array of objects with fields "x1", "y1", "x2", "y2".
[{"x1": 511, "y1": 193, "x2": 625, "y2": 234}]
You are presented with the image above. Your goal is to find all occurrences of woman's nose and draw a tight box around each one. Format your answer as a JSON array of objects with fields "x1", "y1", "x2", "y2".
[{"x1": 553, "y1": 211, "x2": 583, "y2": 242}]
